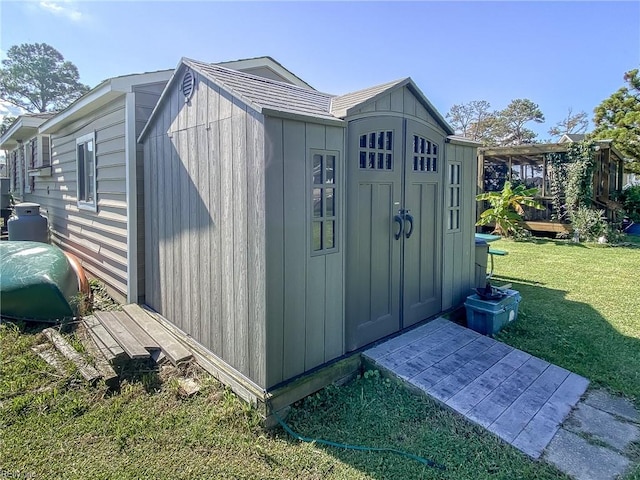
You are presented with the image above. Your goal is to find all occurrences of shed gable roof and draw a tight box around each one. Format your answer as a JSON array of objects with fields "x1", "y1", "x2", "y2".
[
  {"x1": 184, "y1": 59, "x2": 335, "y2": 120},
  {"x1": 330, "y1": 78, "x2": 454, "y2": 135},
  {"x1": 214, "y1": 56, "x2": 314, "y2": 90}
]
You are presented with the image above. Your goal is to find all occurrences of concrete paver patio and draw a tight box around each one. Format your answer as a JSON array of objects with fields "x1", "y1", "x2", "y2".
[{"x1": 364, "y1": 317, "x2": 589, "y2": 459}]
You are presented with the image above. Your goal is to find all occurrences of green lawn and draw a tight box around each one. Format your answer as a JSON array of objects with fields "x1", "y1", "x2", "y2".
[
  {"x1": 1, "y1": 238, "x2": 639, "y2": 479},
  {"x1": 490, "y1": 237, "x2": 640, "y2": 403}
]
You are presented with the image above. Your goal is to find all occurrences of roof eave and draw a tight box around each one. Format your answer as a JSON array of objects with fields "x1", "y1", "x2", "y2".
[
  {"x1": 39, "y1": 81, "x2": 116, "y2": 134},
  {"x1": 0, "y1": 116, "x2": 48, "y2": 150},
  {"x1": 262, "y1": 108, "x2": 345, "y2": 127}
]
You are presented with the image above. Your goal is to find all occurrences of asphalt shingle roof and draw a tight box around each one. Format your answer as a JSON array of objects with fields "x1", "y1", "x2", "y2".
[{"x1": 184, "y1": 59, "x2": 336, "y2": 121}]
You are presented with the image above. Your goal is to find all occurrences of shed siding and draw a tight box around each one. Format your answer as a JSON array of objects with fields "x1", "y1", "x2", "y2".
[
  {"x1": 134, "y1": 82, "x2": 168, "y2": 302},
  {"x1": 264, "y1": 117, "x2": 345, "y2": 388},
  {"x1": 353, "y1": 86, "x2": 446, "y2": 135},
  {"x1": 26, "y1": 97, "x2": 129, "y2": 301},
  {"x1": 442, "y1": 142, "x2": 477, "y2": 310},
  {"x1": 144, "y1": 73, "x2": 267, "y2": 387}
]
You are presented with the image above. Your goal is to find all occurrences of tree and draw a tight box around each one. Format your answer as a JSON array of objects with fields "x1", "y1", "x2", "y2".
[
  {"x1": 0, "y1": 43, "x2": 89, "y2": 113},
  {"x1": 446, "y1": 100, "x2": 495, "y2": 144},
  {"x1": 476, "y1": 181, "x2": 544, "y2": 237},
  {"x1": 0, "y1": 115, "x2": 16, "y2": 135},
  {"x1": 548, "y1": 108, "x2": 589, "y2": 138},
  {"x1": 492, "y1": 99, "x2": 545, "y2": 146},
  {"x1": 591, "y1": 69, "x2": 640, "y2": 173}
]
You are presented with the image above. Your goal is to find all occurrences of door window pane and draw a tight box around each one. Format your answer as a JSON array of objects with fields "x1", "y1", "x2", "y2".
[
  {"x1": 313, "y1": 188, "x2": 323, "y2": 217},
  {"x1": 326, "y1": 188, "x2": 334, "y2": 216},
  {"x1": 313, "y1": 154, "x2": 323, "y2": 184},
  {"x1": 359, "y1": 130, "x2": 393, "y2": 170}
]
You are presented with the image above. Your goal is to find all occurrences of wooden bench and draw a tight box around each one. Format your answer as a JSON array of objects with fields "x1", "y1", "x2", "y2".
[{"x1": 487, "y1": 248, "x2": 508, "y2": 278}]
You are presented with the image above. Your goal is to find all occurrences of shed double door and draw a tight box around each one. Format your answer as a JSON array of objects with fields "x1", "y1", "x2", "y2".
[{"x1": 346, "y1": 116, "x2": 442, "y2": 351}]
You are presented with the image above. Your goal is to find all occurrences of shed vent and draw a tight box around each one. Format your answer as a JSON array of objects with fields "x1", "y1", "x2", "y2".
[{"x1": 181, "y1": 69, "x2": 195, "y2": 102}]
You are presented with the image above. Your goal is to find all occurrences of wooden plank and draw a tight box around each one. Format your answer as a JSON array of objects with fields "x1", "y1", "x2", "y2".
[
  {"x1": 267, "y1": 354, "x2": 362, "y2": 414},
  {"x1": 114, "y1": 307, "x2": 159, "y2": 350},
  {"x1": 94, "y1": 311, "x2": 150, "y2": 359},
  {"x1": 487, "y1": 364, "x2": 570, "y2": 443},
  {"x1": 31, "y1": 344, "x2": 67, "y2": 375},
  {"x1": 156, "y1": 131, "x2": 166, "y2": 315},
  {"x1": 128, "y1": 304, "x2": 192, "y2": 365},
  {"x1": 42, "y1": 328, "x2": 101, "y2": 383},
  {"x1": 83, "y1": 315, "x2": 125, "y2": 361},
  {"x1": 77, "y1": 325, "x2": 119, "y2": 389}
]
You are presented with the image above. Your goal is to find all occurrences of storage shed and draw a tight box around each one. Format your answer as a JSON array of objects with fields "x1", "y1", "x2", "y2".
[{"x1": 139, "y1": 58, "x2": 479, "y2": 402}]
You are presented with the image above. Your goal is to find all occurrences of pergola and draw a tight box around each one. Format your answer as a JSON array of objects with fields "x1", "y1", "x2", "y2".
[{"x1": 477, "y1": 141, "x2": 625, "y2": 233}]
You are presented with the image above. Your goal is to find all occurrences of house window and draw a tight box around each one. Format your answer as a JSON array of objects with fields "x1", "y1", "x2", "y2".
[
  {"x1": 76, "y1": 132, "x2": 97, "y2": 211},
  {"x1": 311, "y1": 151, "x2": 338, "y2": 253},
  {"x1": 447, "y1": 163, "x2": 461, "y2": 231},
  {"x1": 359, "y1": 131, "x2": 393, "y2": 170},
  {"x1": 10, "y1": 150, "x2": 18, "y2": 194},
  {"x1": 413, "y1": 135, "x2": 438, "y2": 172}
]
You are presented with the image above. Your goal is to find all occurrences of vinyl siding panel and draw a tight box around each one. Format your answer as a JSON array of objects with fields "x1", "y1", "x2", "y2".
[{"x1": 27, "y1": 96, "x2": 129, "y2": 301}]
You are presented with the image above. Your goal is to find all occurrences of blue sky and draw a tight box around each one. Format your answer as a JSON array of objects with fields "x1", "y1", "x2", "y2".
[{"x1": 1, "y1": 1, "x2": 639, "y2": 140}]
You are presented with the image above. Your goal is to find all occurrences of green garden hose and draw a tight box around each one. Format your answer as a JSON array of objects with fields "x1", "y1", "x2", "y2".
[{"x1": 274, "y1": 412, "x2": 446, "y2": 471}]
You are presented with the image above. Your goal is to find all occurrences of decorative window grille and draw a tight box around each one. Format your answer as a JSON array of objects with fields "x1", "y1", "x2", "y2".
[
  {"x1": 358, "y1": 131, "x2": 393, "y2": 170},
  {"x1": 447, "y1": 163, "x2": 461, "y2": 230},
  {"x1": 311, "y1": 151, "x2": 338, "y2": 253},
  {"x1": 413, "y1": 135, "x2": 438, "y2": 172}
]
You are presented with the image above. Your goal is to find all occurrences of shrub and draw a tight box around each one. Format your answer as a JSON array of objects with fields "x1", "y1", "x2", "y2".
[
  {"x1": 570, "y1": 206, "x2": 608, "y2": 242},
  {"x1": 618, "y1": 185, "x2": 640, "y2": 223}
]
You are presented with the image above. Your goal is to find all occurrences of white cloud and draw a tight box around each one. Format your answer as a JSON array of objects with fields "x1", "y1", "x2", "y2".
[{"x1": 38, "y1": 1, "x2": 83, "y2": 22}]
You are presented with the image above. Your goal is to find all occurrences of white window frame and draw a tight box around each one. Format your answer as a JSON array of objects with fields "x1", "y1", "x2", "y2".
[{"x1": 76, "y1": 132, "x2": 97, "y2": 212}]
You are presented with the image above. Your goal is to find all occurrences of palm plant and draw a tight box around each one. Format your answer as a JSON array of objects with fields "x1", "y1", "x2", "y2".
[{"x1": 476, "y1": 181, "x2": 544, "y2": 237}]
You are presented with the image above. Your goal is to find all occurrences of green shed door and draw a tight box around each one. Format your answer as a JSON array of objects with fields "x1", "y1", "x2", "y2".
[{"x1": 346, "y1": 117, "x2": 441, "y2": 351}]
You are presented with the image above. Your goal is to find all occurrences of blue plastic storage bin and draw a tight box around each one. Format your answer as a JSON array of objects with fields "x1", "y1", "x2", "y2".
[{"x1": 464, "y1": 289, "x2": 521, "y2": 335}]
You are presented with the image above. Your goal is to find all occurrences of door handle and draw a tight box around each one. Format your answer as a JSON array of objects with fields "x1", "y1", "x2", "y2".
[
  {"x1": 404, "y1": 211, "x2": 414, "y2": 239},
  {"x1": 393, "y1": 214, "x2": 404, "y2": 240}
]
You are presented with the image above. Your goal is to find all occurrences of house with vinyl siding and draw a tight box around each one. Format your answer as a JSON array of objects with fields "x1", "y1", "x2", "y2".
[
  {"x1": 1, "y1": 57, "x2": 306, "y2": 305},
  {"x1": 2, "y1": 71, "x2": 174, "y2": 303},
  {"x1": 139, "y1": 58, "x2": 479, "y2": 402}
]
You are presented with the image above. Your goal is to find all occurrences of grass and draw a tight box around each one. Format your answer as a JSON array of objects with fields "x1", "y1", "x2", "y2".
[
  {"x1": 490, "y1": 236, "x2": 640, "y2": 404},
  {"x1": 1, "y1": 238, "x2": 639, "y2": 478}
]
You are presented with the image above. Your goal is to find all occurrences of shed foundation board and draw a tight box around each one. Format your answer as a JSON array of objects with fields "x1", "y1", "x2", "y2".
[{"x1": 363, "y1": 318, "x2": 589, "y2": 459}]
